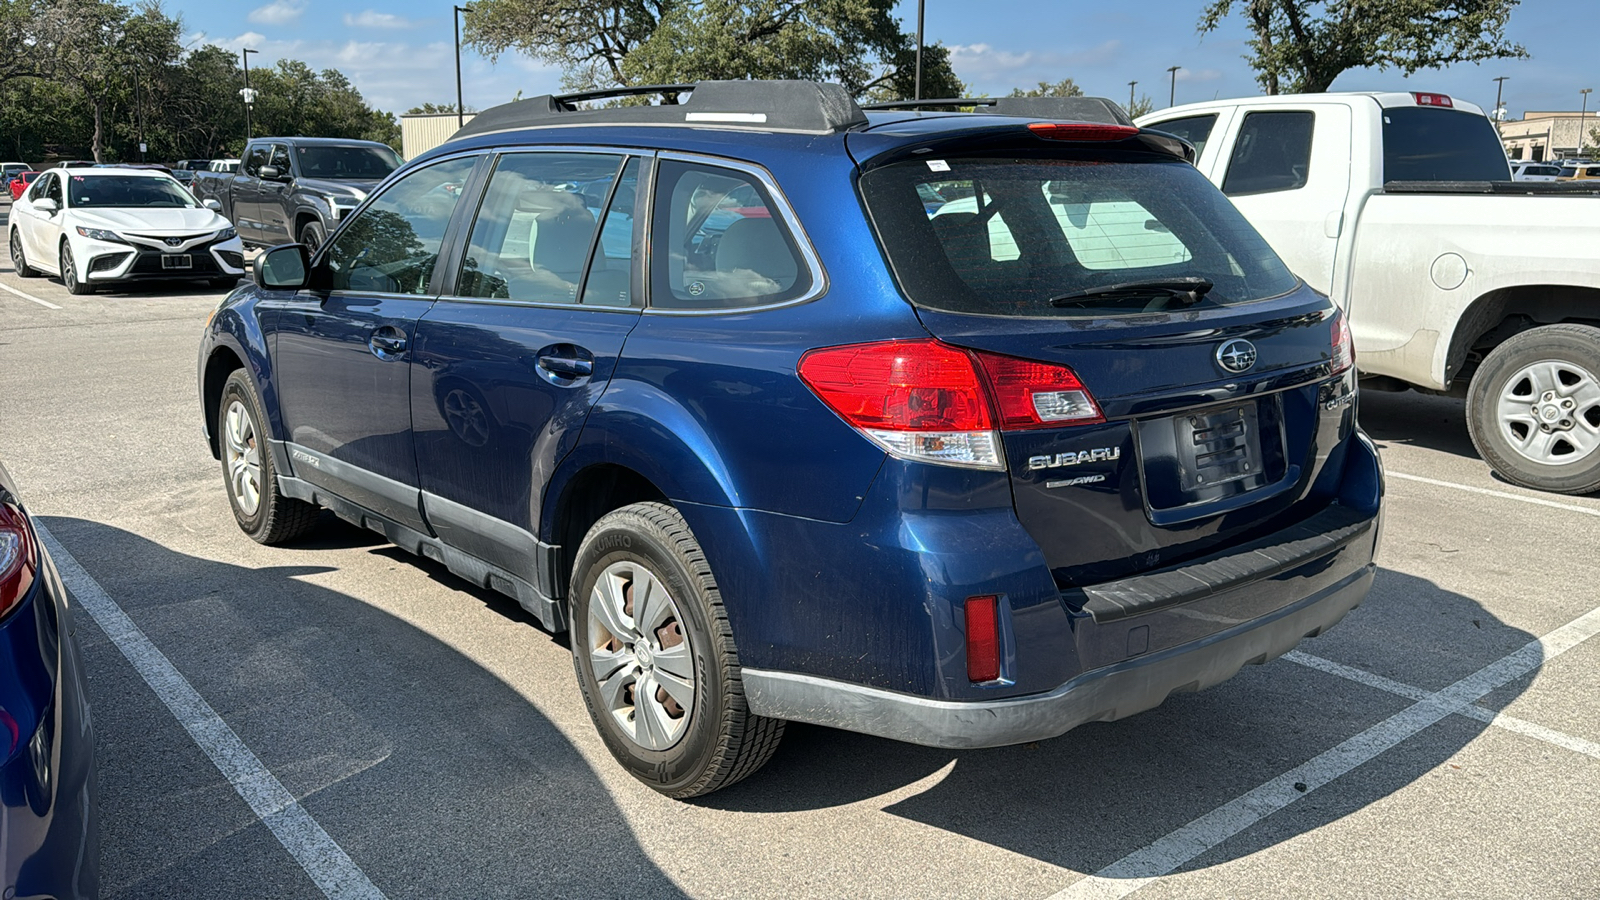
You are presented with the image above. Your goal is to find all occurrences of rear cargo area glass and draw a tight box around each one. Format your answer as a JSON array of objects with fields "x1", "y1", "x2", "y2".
[{"x1": 860, "y1": 157, "x2": 1297, "y2": 317}]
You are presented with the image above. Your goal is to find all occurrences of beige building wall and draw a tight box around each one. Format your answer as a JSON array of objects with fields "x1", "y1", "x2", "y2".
[
  {"x1": 401, "y1": 113, "x2": 476, "y2": 160},
  {"x1": 1498, "y1": 111, "x2": 1600, "y2": 161}
]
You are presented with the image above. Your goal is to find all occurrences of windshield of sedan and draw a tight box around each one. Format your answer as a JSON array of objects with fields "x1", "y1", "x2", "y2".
[
  {"x1": 66, "y1": 174, "x2": 197, "y2": 208},
  {"x1": 296, "y1": 145, "x2": 402, "y2": 180}
]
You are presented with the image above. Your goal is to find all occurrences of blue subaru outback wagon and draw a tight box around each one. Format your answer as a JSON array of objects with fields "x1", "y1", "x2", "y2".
[{"x1": 198, "y1": 81, "x2": 1382, "y2": 798}]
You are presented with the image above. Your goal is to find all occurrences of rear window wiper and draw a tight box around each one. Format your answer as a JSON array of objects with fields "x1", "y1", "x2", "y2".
[{"x1": 1049, "y1": 277, "x2": 1215, "y2": 308}]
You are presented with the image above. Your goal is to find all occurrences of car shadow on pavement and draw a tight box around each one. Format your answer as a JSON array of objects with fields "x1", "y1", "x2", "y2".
[
  {"x1": 45, "y1": 516, "x2": 687, "y2": 900},
  {"x1": 703, "y1": 567, "x2": 1534, "y2": 879},
  {"x1": 1359, "y1": 388, "x2": 1478, "y2": 460}
]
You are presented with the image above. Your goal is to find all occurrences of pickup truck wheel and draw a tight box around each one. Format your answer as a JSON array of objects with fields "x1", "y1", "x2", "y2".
[
  {"x1": 59, "y1": 242, "x2": 94, "y2": 295},
  {"x1": 10, "y1": 228, "x2": 39, "y2": 277},
  {"x1": 1467, "y1": 323, "x2": 1600, "y2": 494},
  {"x1": 218, "y1": 370, "x2": 321, "y2": 543},
  {"x1": 298, "y1": 221, "x2": 326, "y2": 253},
  {"x1": 570, "y1": 501, "x2": 784, "y2": 798}
]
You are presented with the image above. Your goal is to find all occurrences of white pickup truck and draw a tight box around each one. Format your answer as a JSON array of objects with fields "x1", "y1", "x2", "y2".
[{"x1": 1138, "y1": 92, "x2": 1600, "y2": 494}]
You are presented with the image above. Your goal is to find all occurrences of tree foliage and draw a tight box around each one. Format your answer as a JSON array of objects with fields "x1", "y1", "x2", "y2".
[
  {"x1": 1199, "y1": 0, "x2": 1528, "y2": 94},
  {"x1": 464, "y1": 0, "x2": 961, "y2": 100},
  {"x1": 0, "y1": 0, "x2": 399, "y2": 163},
  {"x1": 1008, "y1": 79, "x2": 1083, "y2": 99}
]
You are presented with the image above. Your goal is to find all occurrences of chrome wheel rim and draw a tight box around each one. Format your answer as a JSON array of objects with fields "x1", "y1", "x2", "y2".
[
  {"x1": 1496, "y1": 358, "x2": 1600, "y2": 465},
  {"x1": 587, "y1": 560, "x2": 694, "y2": 750},
  {"x1": 9, "y1": 230, "x2": 22, "y2": 270},
  {"x1": 61, "y1": 246, "x2": 75, "y2": 290},
  {"x1": 223, "y1": 400, "x2": 263, "y2": 516}
]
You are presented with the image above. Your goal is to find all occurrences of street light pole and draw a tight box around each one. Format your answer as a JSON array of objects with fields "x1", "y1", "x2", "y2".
[
  {"x1": 1128, "y1": 80, "x2": 1137, "y2": 111},
  {"x1": 241, "y1": 48, "x2": 258, "y2": 144},
  {"x1": 1167, "y1": 66, "x2": 1181, "y2": 107},
  {"x1": 134, "y1": 68, "x2": 146, "y2": 162},
  {"x1": 1583, "y1": 88, "x2": 1594, "y2": 157},
  {"x1": 1492, "y1": 76, "x2": 1509, "y2": 121},
  {"x1": 455, "y1": 5, "x2": 471, "y2": 129},
  {"x1": 914, "y1": 0, "x2": 925, "y2": 100}
]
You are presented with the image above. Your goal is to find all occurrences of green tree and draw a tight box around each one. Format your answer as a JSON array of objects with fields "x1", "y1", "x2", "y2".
[
  {"x1": 1008, "y1": 78, "x2": 1083, "y2": 98},
  {"x1": 1199, "y1": 0, "x2": 1528, "y2": 94},
  {"x1": 464, "y1": 0, "x2": 961, "y2": 100},
  {"x1": 1128, "y1": 95, "x2": 1155, "y2": 118}
]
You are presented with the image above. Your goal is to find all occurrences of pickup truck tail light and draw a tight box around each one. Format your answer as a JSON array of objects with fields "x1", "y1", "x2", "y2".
[
  {"x1": 798, "y1": 339, "x2": 1103, "y2": 469},
  {"x1": 1332, "y1": 313, "x2": 1355, "y2": 375},
  {"x1": 0, "y1": 500, "x2": 37, "y2": 620},
  {"x1": 1412, "y1": 92, "x2": 1453, "y2": 109},
  {"x1": 1028, "y1": 123, "x2": 1140, "y2": 142}
]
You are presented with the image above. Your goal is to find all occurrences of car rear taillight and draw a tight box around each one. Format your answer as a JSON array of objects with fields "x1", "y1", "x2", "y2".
[
  {"x1": 0, "y1": 501, "x2": 37, "y2": 620},
  {"x1": 974, "y1": 351, "x2": 1104, "y2": 429},
  {"x1": 798, "y1": 339, "x2": 1103, "y2": 469},
  {"x1": 1028, "y1": 122, "x2": 1140, "y2": 142},
  {"x1": 1332, "y1": 313, "x2": 1354, "y2": 375},
  {"x1": 964, "y1": 596, "x2": 1001, "y2": 682},
  {"x1": 1412, "y1": 92, "x2": 1453, "y2": 109}
]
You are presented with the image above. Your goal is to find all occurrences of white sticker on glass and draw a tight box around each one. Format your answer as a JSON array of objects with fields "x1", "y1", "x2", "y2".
[{"x1": 927, "y1": 160, "x2": 951, "y2": 172}]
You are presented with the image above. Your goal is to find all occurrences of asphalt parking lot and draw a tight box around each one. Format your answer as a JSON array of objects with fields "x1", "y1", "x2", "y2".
[{"x1": 2, "y1": 198, "x2": 1596, "y2": 898}]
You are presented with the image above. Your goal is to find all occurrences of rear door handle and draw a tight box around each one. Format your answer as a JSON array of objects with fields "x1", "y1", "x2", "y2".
[
  {"x1": 369, "y1": 326, "x2": 408, "y2": 358},
  {"x1": 537, "y1": 354, "x2": 594, "y2": 378}
]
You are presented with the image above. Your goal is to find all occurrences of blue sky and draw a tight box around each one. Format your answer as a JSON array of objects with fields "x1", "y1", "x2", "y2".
[{"x1": 172, "y1": 1, "x2": 1590, "y2": 118}]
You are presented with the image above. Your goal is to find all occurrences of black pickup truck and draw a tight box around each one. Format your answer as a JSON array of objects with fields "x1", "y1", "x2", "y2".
[{"x1": 191, "y1": 136, "x2": 401, "y2": 250}]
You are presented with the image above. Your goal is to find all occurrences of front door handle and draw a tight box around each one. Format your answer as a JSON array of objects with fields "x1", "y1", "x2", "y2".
[
  {"x1": 369, "y1": 326, "x2": 408, "y2": 359},
  {"x1": 537, "y1": 354, "x2": 594, "y2": 378}
]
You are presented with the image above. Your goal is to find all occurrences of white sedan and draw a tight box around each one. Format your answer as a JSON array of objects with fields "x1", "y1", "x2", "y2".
[{"x1": 7, "y1": 166, "x2": 246, "y2": 294}]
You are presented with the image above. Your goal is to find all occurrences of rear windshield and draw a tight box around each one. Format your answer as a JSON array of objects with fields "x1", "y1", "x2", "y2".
[
  {"x1": 1382, "y1": 107, "x2": 1510, "y2": 182},
  {"x1": 295, "y1": 145, "x2": 401, "y2": 180},
  {"x1": 859, "y1": 156, "x2": 1298, "y2": 317}
]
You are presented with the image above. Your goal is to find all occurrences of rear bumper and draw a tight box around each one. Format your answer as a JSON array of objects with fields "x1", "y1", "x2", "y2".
[{"x1": 743, "y1": 560, "x2": 1374, "y2": 749}]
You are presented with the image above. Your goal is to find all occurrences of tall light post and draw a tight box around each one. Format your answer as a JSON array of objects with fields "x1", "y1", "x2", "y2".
[
  {"x1": 1583, "y1": 88, "x2": 1594, "y2": 157},
  {"x1": 1492, "y1": 75, "x2": 1509, "y2": 122},
  {"x1": 240, "y1": 48, "x2": 258, "y2": 145},
  {"x1": 454, "y1": 5, "x2": 472, "y2": 129},
  {"x1": 913, "y1": 0, "x2": 925, "y2": 100},
  {"x1": 1167, "y1": 66, "x2": 1181, "y2": 107},
  {"x1": 1128, "y1": 80, "x2": 1137, "y2": 111}
]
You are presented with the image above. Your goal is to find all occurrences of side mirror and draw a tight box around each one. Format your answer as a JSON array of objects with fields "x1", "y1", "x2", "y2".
[
  {"x1": 255, "y1": 243, "x2": 310, "y2": 290},
  {"x1": 203, "y1": 198, "x2": 223, "y2": 211},
  {"x1": 258, "y1": 165, "x2": 282, "y2": 181},
  {"x1": 34, "y1": 198, "x2": 58, "y2": 214}
]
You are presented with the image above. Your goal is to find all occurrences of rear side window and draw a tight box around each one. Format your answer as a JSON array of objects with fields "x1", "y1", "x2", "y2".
[
  {"x1": 1223, "y1": 111, "x2": 1314, "y2": 195},
  {"x1": 1381, "y1": 108, "x2": 1510, "y2": 182},
  {"x1": 650, "y1": 160, "x2": 811, "y2": 310},
  {"x1": 1148, "y1": 114, "x2": 1219, "y2": 159},
  {"x1": 861, "y1": 156, "x2": 1297, "y2": 318},
  {"x1": 455, "y1": 152, "x2": 625, "y2": 304}
]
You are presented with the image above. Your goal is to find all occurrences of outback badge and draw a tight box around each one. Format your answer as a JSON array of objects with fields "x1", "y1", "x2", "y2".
[{"x1": 1216, "y1": 338, "x2": 1257, "y2": 374}]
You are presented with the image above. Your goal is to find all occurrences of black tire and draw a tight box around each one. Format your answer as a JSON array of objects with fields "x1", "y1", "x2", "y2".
[
  {"x1": 218, "y1": 370, "x2": 321, "y2": 543},
  {"x1": 570, "y1": 502, "x2": 783, "y2": 798},
  {"x1": 59, "y1": 242, "x2": 94, "y2": 294},
  {"x1": 298, "y1": 220, "x2": 326, "y2": 253},
  {"x1": 1467, "y1": 323, "x2": 1600, "y2": 494},
  {"x1": 9, "y1": 227, "x2": 40, "y2": 277}
]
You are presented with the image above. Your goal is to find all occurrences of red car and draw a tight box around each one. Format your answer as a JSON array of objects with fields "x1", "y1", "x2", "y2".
[{"x1": 7, "y1": 171, "x2": 38, "y2": 201}]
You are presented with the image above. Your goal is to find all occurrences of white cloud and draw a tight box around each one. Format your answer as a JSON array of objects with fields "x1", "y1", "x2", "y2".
[
  {"x1": 1176, "y1": 68, "x2": 1224, "y2": 83},
  {"x1": 343, "y1": 10, "x2": 413, "y2": 29},
  {"x1": 247, "y1": 2, "x2": 304, "y2": 26},
  {"x1": 946, "y1": 40, "x2": 1126, "y2": 92}
]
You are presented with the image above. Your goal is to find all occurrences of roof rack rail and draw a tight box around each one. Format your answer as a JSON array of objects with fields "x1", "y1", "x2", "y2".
[
  {"x1": 861, "y1": 96, "x2": 1134, "y2": 127},
  {"x1": 450, "y1": 80, "x2": 868, "y2": 141}
]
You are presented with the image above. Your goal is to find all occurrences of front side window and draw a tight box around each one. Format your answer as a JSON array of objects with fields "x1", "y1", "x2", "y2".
[
  {"x1": 1223, "y1": 111, "x2": 1314, "y2": 195},
  {"x1": 456, "y1": 152, "x2": 625, "y2": 304},
  {"x1": 1148, "y1": 114, "x2": 1219, "y2": 159},
  {"x1": 29, "y1": 173, "x2": 54, "y2": 203},
  {"x1": 322, "y1": 155, "x2": 476, "y2": 295},
  {"x1": 267, "y1": 144, "x2": 292, "y2": 173},
  {"x1": 243, "y1": 145, "x2": 270, "y2": 176},
  {"x1": 650, "y1": 160, "x2": 811, "y2": 310}
]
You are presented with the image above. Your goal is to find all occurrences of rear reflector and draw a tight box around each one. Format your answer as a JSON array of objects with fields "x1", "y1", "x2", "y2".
[
  {"x1": 1412, "y1": 92, "x2": 1453, "y2": 109},
  {"x1": 1028, "y1": 122, "x2": 1140, "y2": 142},
  {"x1": 0, "y1": 501, "x2": 37, "y2": 620},
  {"x1": 965, "y1": 596, "x2": 1001, "y2": 683}
]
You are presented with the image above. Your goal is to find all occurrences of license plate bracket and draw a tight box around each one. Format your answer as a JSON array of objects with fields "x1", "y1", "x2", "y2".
[
  {"x1": 161, "y1": 254, "x2": 193, "y2": 270},
  {"x1": 1175, "y1": 403, "x2": 1263, "y2": 491}
]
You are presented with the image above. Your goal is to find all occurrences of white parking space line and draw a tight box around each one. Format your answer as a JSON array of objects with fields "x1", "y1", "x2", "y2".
[
  {"x1": 0, "y1": 279, "x2": 62, "y2": 309},
  {"x1": 1046, "y1": 604, "x2": 1600, "y2": 900},
  {"x1": 1388, "y1": 471, "x2": 1600, "y2": 519},
  {"x1": 1287, "y1": 650, "x2": 1600, "y2": 761},
  {"x1": 35, "y1": 523, "x2": 389, "y2": 900}
]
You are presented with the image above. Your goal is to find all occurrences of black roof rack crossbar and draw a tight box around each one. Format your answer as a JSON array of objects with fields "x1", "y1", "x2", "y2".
[
  {"x1": 449, "y1": 80, "x2": 869, "y2": 142},
  {"x1": 555, "y1": 84, "x2": 696, "y2": 108},
  {"x1": 862, "y1": 96, "x2": 1134, "y2": 127}
]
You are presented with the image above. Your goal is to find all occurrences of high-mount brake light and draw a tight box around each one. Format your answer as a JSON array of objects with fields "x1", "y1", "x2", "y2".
[
  {"x1": 965, "y1": 596, "x2": 1001, "y2": 683},
  {"x1": 798, "y1": 339, "x2": 1105, "y2": 469},
  {"x1": 1412, "y1": 92, "x2": 1454, "y2": 109},
  {"x1": 974, "y1": 352, "x2": 1104, "y2": 429},
  {"x1": 1027, "y1": 122, "x2": 1140, "y2": 142},
  {"x1": 0, "y1": 500, "x2": 37, "y2": 620},
  {"x1": 1332, "y1": 312, "x2": 1355, "y2": 375}
]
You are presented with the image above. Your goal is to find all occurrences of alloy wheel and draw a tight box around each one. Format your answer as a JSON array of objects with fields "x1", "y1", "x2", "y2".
[
  {"x1": 223, "y1": 400, "x2": 264, "y2": 516},
  {"x1": 1496, "y1": 358, "x2": 1600, "y2": 465}
]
